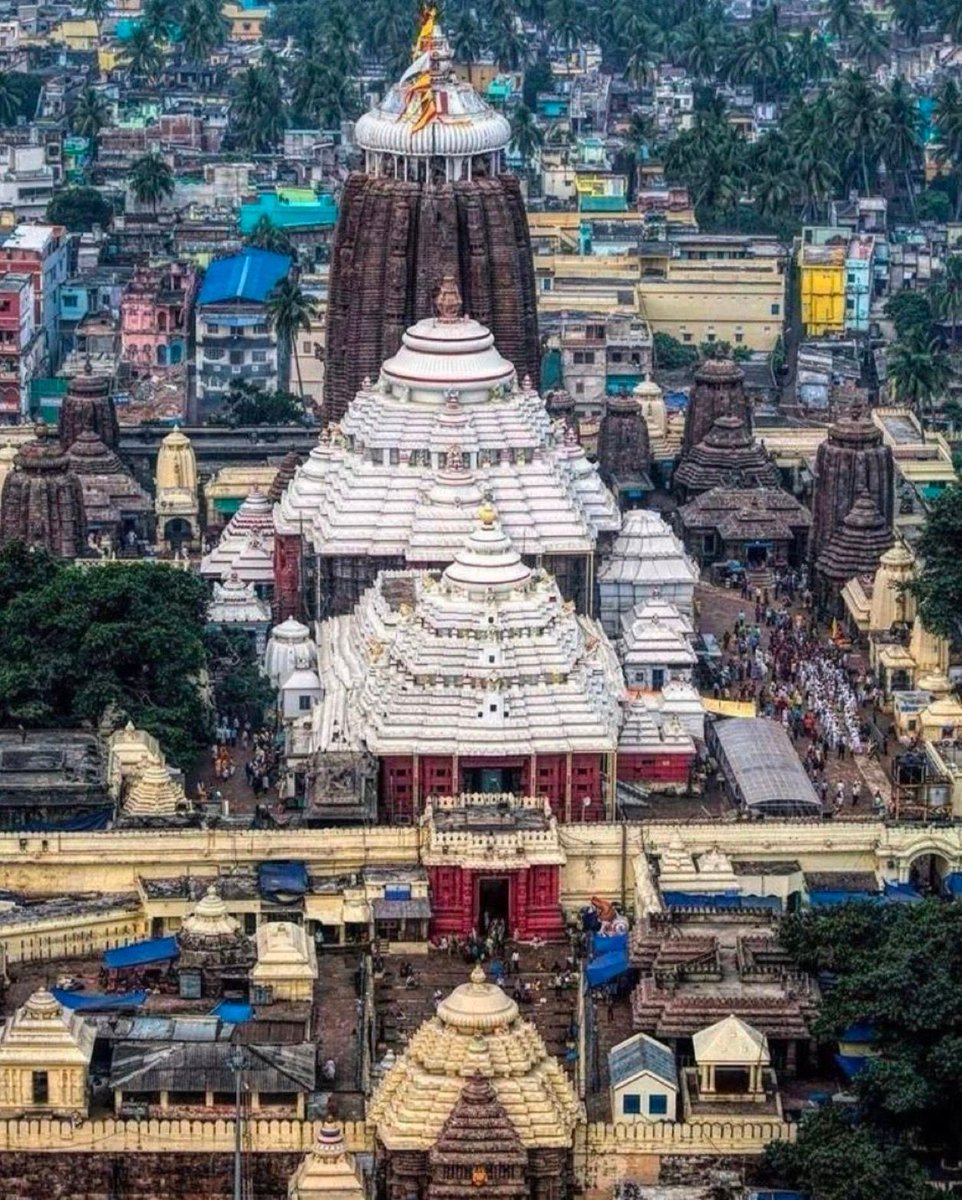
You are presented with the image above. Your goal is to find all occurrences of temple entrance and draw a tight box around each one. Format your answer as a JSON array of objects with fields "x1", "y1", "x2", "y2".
[
  {"x1": 163, "y1": 517, "x2": 193, "y2": 552},
  {"x1": 909, "y1": 852, "x2": 951, "y2": 895},
  {"x1": 746, "y1": 541, "x2": 770, "y2": 567},
  {"x1": 461, "y1": 765, "x2": 522, "y2": 794},
  {"x1": 477, "y1": 876, "x2": 510, "y2": 934}
]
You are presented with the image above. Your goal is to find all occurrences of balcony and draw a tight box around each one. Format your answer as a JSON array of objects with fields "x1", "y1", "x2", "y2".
[{"x1": 200, "y1": 362, "x2": 275, "y2": 381}]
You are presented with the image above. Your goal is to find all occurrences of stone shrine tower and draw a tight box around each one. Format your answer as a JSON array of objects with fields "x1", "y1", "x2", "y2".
[
  {"x1": 596, "y1": 392, "x2": 651, "y2": 508},
  {"x1": 154, "y1": 425, "x2": 199, "y2": 547},
  {"x1": 0, "y1": 436, "x2": 87, "y2": 557},
  {"x1": 322, "y1": 17, "x2": 539, "y2": 423},
  {"x1": 682, "y1": 358, "x2": 751, "y2": 455},
  {"x1": 811, "y1": 412, "x2": 895, "y2": 561},
  {"x1": 58, "y1": 364, "x2": 120, "y2": 451}
]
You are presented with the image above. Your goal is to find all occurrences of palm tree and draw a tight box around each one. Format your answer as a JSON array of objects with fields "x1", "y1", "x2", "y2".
[
  {"x1": 509, "y1": 103, "x2": 545, "y2": 176},
  {"x1": 547, "y1": 0, "x2": 584, "y2": 52},
  {"x1": 833, "y1": 70, "x2": 884, "y2": 195},
  {"x1": 245, "y1": 216, "x2": 294, "y2": 258},
  {"x1": 941, "y1": 0, "x2": 962, "y2": 42},
  {"x1": 230, "y1": 66, "x2": 286, "y2": 153},
  {"x1": 129, "y1": 152, "x2": 174, "y2": 211},
  {"x1": 83, "y1": 0, "x2": 108, "y2": 23},
  {"x1": 826, "y1": 0, "x2": 860, "y2": 40},
  {"x1": 893, "y1": 0, "x2": 929, "y2": 45},
  {"x1": 883, "y1": 77, "x2": 922, "y2": 219},
  {"x1": 122, "y1": 24, "x2": 165, "y2": 83},
  {"x1": 935, "y1": 78, "x2": 962, "y2": 218},
  {"x1": 930, "y1": 256, "x2": 962, "y2": 347},
  {"x1": 677, "y1": 12, "x2": 721, "y2": 80},
  {"x1": 141, "y1": 0, "x2": 173, "y2": 40},
  {"x1": 266, "y1": 276, "x2": 318, "y2": 398},
  {"x1": 292, "y1": 59, "x2": 355, "y2": 129},
  {"x1": 449, "y1": 9, "x2": 484, "y2": 63},
  {"x1": 0, "y1": 71, "x2": 20, "y2": 126},
  {"x1": 71, "y1": 87, "x2": 111, "y2": 156},
  {"x1": 888, "y1": 336, "x2": 950, "y2": 422},
  {"x1": 180, "y1": 0, "x2": 227, "y2": 62},
  {"x1": 487, "y1": 18, "x2": 528, "y2": 71},
  {"x1": 848, "y1": 14, "x2": 889, "y2": 72},
  {"x1": 787, "y1": 29, "x2": 836, "y2": 87}
]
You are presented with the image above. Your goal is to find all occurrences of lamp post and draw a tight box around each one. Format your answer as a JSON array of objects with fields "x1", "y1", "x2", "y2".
[{"x1": 229, "y1": 1045, "x2": 247, "y2": 1200}]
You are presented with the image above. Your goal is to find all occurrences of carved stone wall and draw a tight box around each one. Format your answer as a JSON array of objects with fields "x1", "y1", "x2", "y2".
[
  {"x1": 0, "y1": 441, "x2": 87, "y2": 557},
  {"x1": 58, "y1": 372, "x2": 120, "y2": 451},
  {"x1": 323, "y1": 174, "x2": 540, "y2": 424},
  {"x1": 682, "y1": 359, "x2": 751, "y2": 455},
  {"x1": 596, "y1": 395, "x2": 650, "y2": 503},
  {"x1": 810, "y1": 416, "x2": 895, "y2": 559}
]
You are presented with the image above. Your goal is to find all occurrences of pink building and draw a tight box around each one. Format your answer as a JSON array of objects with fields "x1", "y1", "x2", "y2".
[
  {"x1": 0, "y1": 272, "x2": 39, "y2": 421},
  {"x1": 120, "y1": 262, "x2": 196, "y2": 373}
]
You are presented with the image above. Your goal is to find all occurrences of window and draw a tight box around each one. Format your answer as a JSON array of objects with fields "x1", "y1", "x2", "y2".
[
  {"x1": 298, "y1": 695, "x2": 312, "y2": 711},
  {"x1": 622, "y1": 1094, "x2": 641, "y2": 1115},
  {"x1": 734, "y1": 332, "x2": 743, "y2": 343},
  {"x1": 32, "y1": 1071, "x2": 49, "y2": 1104},
  {"x1": 575, "y1": 382, "x2": 584, "y2": 394},
  {"x1": 682, "y1": 333, "x2": 692, "y2": 343},
  {"x1": 253, "y1": 323, "x2": 268, "y2": 334},
  {"x1": 770, "y1": 303, "x2": 780, "y2": 315},
  {"x1": 573, "y1": 350, "x2": 596, "y2": 364},
  {"x1": 207, "y1": 323, "x2": 219, "y2": 334},
  {"x1": 648, "y1": 1093, "x2": 668, "y2": 1116},
  {"x1": 251, "y1": 350, "x2": 267, "y2": 363},
  {"x1": 62, "y1": 295, "x2": 77, "y2": 308}
]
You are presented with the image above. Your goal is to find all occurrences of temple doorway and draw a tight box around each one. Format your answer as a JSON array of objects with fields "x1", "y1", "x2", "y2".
[
  {"x1": 462, "y1": 765, "x2": 522, "y2": 794},
  {"x1": 909, "y1": 852, "x2": 950, "y2": 895},
  {"x1": 477, "y1": 876, "x2": 510, "y2": 934},
  {"x1": 746, "y1": 541, "x2": 770, "y2": 567},
  {"x1": 164, "y1": 517, "x2": 193, "y2": 552}
]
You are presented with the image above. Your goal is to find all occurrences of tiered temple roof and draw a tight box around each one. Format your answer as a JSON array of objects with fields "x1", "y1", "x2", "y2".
[
  {"x1": 427, "y1": 1077, "x2": 529, "y2": 1200},
  {"x1": 815, "y1": 492, "x2": 894, "y2": 585},
  {"x1": 0, "y1": 437, "x2": 87, "y2": 557},
  {"x1": 278, "y1": 298, "x2": 619, "y2": 563},
  {"x1": 208, "y1": 573, "x2": 271, "y2": 626},
  {"x1": 620, "y1": 597, "x2": 697, "y2": 681},
  {"x1": 123, "y1": 762, "x2": 186, "y2": 818},
  {"x1": 265, "y1": 617, "x2": 316, "y2": 687},
  {"x1": 674, "y1": 414, "x2": 780, "y2": 498},
  {"x1": 311, "y1": 506, "x2": 625, "y2": 758},
  {"x1": 67, "y1": 430, "x2": 151, "y2": 534},
  {"x1": 368, "y1": 965, "x2": 579, "y2": 1150},
  {"x1": 201, "y1": 489, "x2": 275, "y2": 583},
  {"x1": 678, "y1": 486, "x2": 812, "y2": 546}
]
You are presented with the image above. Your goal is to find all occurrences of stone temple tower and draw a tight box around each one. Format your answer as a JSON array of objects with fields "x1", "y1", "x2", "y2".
[
  {"x1": 682, "y1": 358, "x2": 752, "y2": 455},
  {"x1": 322, "y1": 17, "x2": 540, "y2": 423},
  {"x1": 810, "y1": 412, "x2": 894, "y2": 561},
  {"x1": 0, "y1": 436, "x2": 87, "y2": 557},
  {"x1": 57, "y1": 364, "x2": 119, "y2": 451}
]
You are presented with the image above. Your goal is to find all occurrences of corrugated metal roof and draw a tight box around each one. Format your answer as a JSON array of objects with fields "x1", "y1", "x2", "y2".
[
  {"x1": 711, "y1": 718, "x2": 821, "y2": 816},
  {"x1": 109, "y1": 1040, "x2": 315, "y2": 1093},
  {"x1": 197, "y1": 249, "x2": 291, "y2": 306},
  {"x1": 608, "y1": 1033, "x2": 677, "y2": 1089}
]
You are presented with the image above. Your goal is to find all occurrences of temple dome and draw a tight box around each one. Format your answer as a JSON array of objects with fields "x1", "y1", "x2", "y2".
[
  {"x1": 265, "y1": 617, "x2": 316, "y2": 687},
  {"x1": 368, "y1": 965, "x2": 579, "y2": 1151},
  {"x1": 441, "y1": 505, "x2": 533, "y2": 597},
  {"x1": 355, "y1": 26, "x2": 510, "y2": 161},
  {"x1": 181, "y1": 885, "x2": 241, "y2": 940},
  {"x1": 124, "y1": 762, "x2": 185, "y2": 818}
]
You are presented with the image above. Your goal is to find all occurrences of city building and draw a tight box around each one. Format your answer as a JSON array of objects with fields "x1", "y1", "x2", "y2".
[
  {"x1": 0, "y1": 988, "x2": 95, "y2": 1116},
  {"x1": 194, "y1": 248, "x2": 291, "y2": 410},
  {"x1": 121, "y1": 262, "x2": 196, "y2": 374},
  {"x1": 0, "y1": 272, "x2": 39, "y2": 420},
  {"x1": 798, "y1": 227, "x2": 847, "y2": 337},
  {"x1": 0, "y1": 223, "x2": 68, "y2": 374}
]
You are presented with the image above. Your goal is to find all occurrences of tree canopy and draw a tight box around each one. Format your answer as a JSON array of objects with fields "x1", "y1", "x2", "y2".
[
  {"x1": 207, "y1": 380, "x2": 308, "y2": 427},
  {"x1": 46, "y1": 187, "x2": 113, "y2": 232},
  {"x1": 0, "y1": 545, "x2": 211, "y2": 767},
  {"x1": 910, "y1": 483, "x2": 962, "y2": 637}
]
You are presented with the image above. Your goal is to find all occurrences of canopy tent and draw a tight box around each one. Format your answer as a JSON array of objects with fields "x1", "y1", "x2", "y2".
[
  {"x1": 103, "y1": 936, "x2": 179, "y2": 969},
  {"x1": 52, "y1": 988, "x2": 147, "y2": 1011},
  {"x1": 591, "y1": 932, "x2": 628, "y2": 957},
  {"x1": 586, "y1": 949, "x2": 629, "y2": 988},
  {"x1": 210, "y1": 1000, "x2": 253, "y2": 1024},
  {"x1": 258, "y1": 860, "x2": 308, "y2": 903}
]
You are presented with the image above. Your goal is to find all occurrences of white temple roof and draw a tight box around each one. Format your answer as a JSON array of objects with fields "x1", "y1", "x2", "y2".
[
  {"x1": 597, "y1": 509, "x2": 699, "y2": 589},
  {"x1": 200, "y1": 489, "x2": 274, "y2": 582},
  {"x1": 621, "y1": 599, "x2": 698, "y2": 671},
  {"x1": 265, "y1": 617, "x2": 316, "y2": 687},
  {"x1": 208, "y1": 573, "x2": 271, "y2": 625},
  {"x1": 311, "y1": 510, "x2": 625, "y2": 757},
  {"x1": 274, "y1": 309, "x2": 619, "y2": 558}
]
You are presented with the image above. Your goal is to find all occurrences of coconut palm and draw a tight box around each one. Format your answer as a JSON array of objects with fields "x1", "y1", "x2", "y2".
[
  {"x1": 547, "y1": 0, "x2": 585, "y2": 52},
  {"x1": 677, "y1": 11, "x2": 722, "y2": 80},
  {"x1": 266, "y1": 276, "x2": 318, "y2": 398},
  {"x1": 129, "y1": 152, "x2": 174, "y2": 211},
  {"x1": 935, "y1": 78, "x2": 962, "y2": 217},
  {"x1": 888, "y1": 334, "x2": 950, "y2": 421},
  {"x1": 180, "y1": 0, "x2": 227, "y2": 62},
  {"x1": 509, "y1": 103, "x2": 545, "y2": 175},
  {"x1": 230, "y1": 66, "x2": 286, "y2": 154},
  {"x1": 893, "y1": 0, "x2": 929, "y2": 44},
  {"x1": 883, "y1": 77, "x2": 922, "y2": 220},
  {"x1": 449, "y1": 9, "x2": 484, "y2": 64},
  {"x1": 71, "y1": 87, "x2": 111, "y2": 155},
  {"x1": 848, "y1": 14, "x2": 889, "y2": 72},
  {"x1": 942, "y1": 0, "x2": 962, "y2": 42},
  {"x1": 826, "y1": 0, "x2": 860, "y2": 40},
  {"x1": 487, "y1": 17, "x2": 528, "y2": 71},
  {"x1": 84, "y1": 0, "x2": 108, "y2": 23},
  {"x1": 122, "y1": 24, "x2": 165, "y2": 83},
  {"x1": 787, "y1": 29, "x2": 836, "y2": 87},
  {"x1": 930, "y1": 256, "x2": 962, "y2": 347},
  {"x1": 245, "y1": 215, "x2": 294, "y2": 258},
  {"x1": 0, "y1": 72, "x2": 20, "y2": 126},
  {"x1": 833, "y1": 70, "x2": 884, "y2": 195}
]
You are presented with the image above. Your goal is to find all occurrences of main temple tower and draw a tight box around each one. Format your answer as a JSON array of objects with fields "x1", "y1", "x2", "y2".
[{"x1": 322, "y1": 14, "x2": 540, "y2": 423}]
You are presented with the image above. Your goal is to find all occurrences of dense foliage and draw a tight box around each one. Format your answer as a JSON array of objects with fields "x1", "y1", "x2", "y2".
[
  {"x1": 765, "y1": 901, "x2": 962, "y2": 1196},
  {"x1": 910, "y1": 482, "x2": 962, "y2": 636},
  {"x1": 0, "y1": 544, "x2": 211, "y2": 766},
  {"x1": 206, "y1": 380, "x2": 309, "y2": 426},
  {"x1": 46, "y1": 187, "x2": 114, "y2": 232},
  {"x1": 204, "y1": 626, "x2": 275, "y2": 723}
]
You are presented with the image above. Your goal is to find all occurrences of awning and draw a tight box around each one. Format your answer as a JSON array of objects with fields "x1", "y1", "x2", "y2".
[
  {"x1": 661, "y1": 891, "x2": 782, "y2": 912},
  {"x1": 52, "y1": 988, "x2": 147, "y2": 1011},
  {"x1": 342, "y1": 899, "x2": 370, "y2": 924},
  {"x1": 104, "y1": 937, "x2": 180, "y2": 969},
  {"x1": 585, "y1": 949, "x2": 629, "y2": 988},
  {"x1": 372, "y1": 897, "x2": 432, "y2": 921},
  {"x1": 944, "y1": 872, "x2": 962, "y2": 897},
  {"x1": 259, "y1": 861, "x2": 308, "y2": 903},
  {"x1": 210, "y1": 1000, "x2": 252, "y2": 1024},
  {"x1": 306, "y1": 894, "x2": 344, "y2": 924},
  {"x1": 835, "y1": 1053, "x2": 871, "y2": 1081}
]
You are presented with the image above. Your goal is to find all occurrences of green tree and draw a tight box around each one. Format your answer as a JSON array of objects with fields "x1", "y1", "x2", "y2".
[
  {"x1": 883, "y1": 77, "x2": 922, "y2": 219},
  {"x1": 244, "y1": 215, "x2": 294, "y2": 258},
  {"x1": 522, "y1": 54, "x2": 554, "y2": 109},
  {"x1": 83, "y1": 0, "x2": 109, "y2": 22},
  {"x1": 547, "y1": 0, "x2": 585, "y2": 52},
  {"x1": 893, "y1": 0, "x2": 932, "y2": 44},
  {"x1": 942, "y1": 0, "x2": 962, "y2": 41},
  {"x1": 0, "y1": 71, "x2": 21, "y2": 126},
  {"x1": 230, "y1": 65, "x2": 286, "y2": 153},
  {"x1": 509, "y1": 103, "x2": 545, "y2": 175},
  {"x1": 911, "y1": 483, "x2": 962, "y2": 636},
  {"x1": 180, "y1": 0, "x2": 227, "y2": 61},
  {"x1": 122, "y1": 23, "x2": 166, "y2": 83},
  {"x1": 71, "y1": 86, "x2": 111, "y2": 155},
  {"x1": 934, "y1": 78, "x2": 962, "y2": 218},
  {"x1": 129, "y1": 152, "x2": 175, "y2": 211},
  {"x1": 929, "y1": 254, "x2": 962, "y2": 346},
  {"x1": 833, "y1": 69, "x2": 884, "y2": 196},
  {"x1": 209, "y1": 380, "x2": 308, "y2": 426},
  {"x1": 887, "y1": 333, "x2": 950, "y2": 419},
  {"x1": 449, "y1": 9, "x2": 484, "y2": 63},
  {"x1": 826, "y1": 0, "x2": 860, "y2": 39},
  {"x1": 204, "y1": 626, "x2": 274, "y2": 723},
  {"x1": 266, "y1": 275, "x2": 318, "y2": 397},
  {"x1": 884, "y1": 289, "x2": 934, "y2": 341},
  {"x1": 487, "y1": 16, "x2": 529, "y2": 70},
  {"x1": 848, "y1": 13, "x2": 889, "y2": 72},
  {"x1": 787, "y1": 28, "x2": 836, "y2": 87},
  {"x1": 653, "y1": 331, "x2": 698, "y2": 368},
  {"x1": 46, "y1": 187, "x2": 113, "y2": 232}
]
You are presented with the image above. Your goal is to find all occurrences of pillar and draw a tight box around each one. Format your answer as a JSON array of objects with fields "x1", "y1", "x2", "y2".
[
  {"x1": 513, "y1": 871, "x2": 528, "y2": 939},
  {"x1": 205, "y1": 1089, "x2": 214, "y2": 1108},
  {"x1": 461, "y1": 869, "x2": 473, "y2": 937},
  {"x1": 564, "y1": 752, "x2": 572, "y2": 823}
]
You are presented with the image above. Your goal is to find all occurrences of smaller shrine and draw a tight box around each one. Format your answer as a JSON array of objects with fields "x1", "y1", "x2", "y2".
[
  {"x1": 673, "y1": 414, "x2": 780, "y2": 502},
  {"x1": 208, "y1": 572, "x2": 272, "y2": 654},
  {"x1": 265, "y1": 617, "x2": 316, "y2": 687},
  {"x1": 58, "y1": 366, "x2": 120, "y2": 451},
  {"x1": 0, "y1": 988, "x2": 95, "y2": 1115},
  {"x1": 596, "y1": 391, "x2": 652, "y2": 509},
  {"x1": 175, "y1": 885, "x2": 256, "y2": 1000},
  {"x1": 200, "y1": 488, "x2": 275, "y2": 590},
  {"x1": 251, "y1": 920, "x2": 318, "y2": 1002},
  {"x1": 814, "y1": 492, "x2": 894, "y2": 608},
  {"x1": 689, "y1": 1015, "x2": 773, "y2": 1107},
  {"x1": 288, "y1": 1124, "x2": 366, "y2": 1200},
  {"x1": 67, "y1": 430, "x2": 153, "y2": 546},
  {"x1": 154, "y1": 425, "x2": 199, "y2": 549},
  {"x1": 620, "y1": 597, "x2": 696, "y2": 691},
  {"x1": 0, "y1": 435, "x2": 87, "y2": 558},
  {"x1": 122, "y1": 761, "x2": 188, "y2": 820},
  {"x1": 677, "y1": 486, "x2": 811, "y2": 570}
]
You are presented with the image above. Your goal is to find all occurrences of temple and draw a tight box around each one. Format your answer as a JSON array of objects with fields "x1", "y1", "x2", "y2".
[
  {"x1": 810, "y1": 411, "x2": 895, "y2": 562},
  {"x1": 673, "y1": 413, "x2": 780, "y2": 501},
  {"x1": 274, "y1": 288, "x2": 619, "y2": 618},
  {"x1": 322, "y1": 19, "x2": 539, "y2": 423},
  {"x1": 681, "y1": 358, "x2": 752, "y2": 455},
  {"x1": 0, "y1": 434, "x2": 87, "y2": 557}
]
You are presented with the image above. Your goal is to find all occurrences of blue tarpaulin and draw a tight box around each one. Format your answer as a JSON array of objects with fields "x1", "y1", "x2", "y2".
[
  {"x1": 835, "y1": 1053, "x2": 871, "y2": 1081},
  {"x1": 592, "y1": 932, "x2": 628, "y2": 957},
  {"x1": 944, "y1": 872, "x2": 962, "y2": 897},
  {"x1": 103, "y1": 937, "x2": 179, "y2": 969},
  {"x1": 585, "y1": 949, "x2": 629, "y2": 987},
  {"x1": 662, "y1": 891, "x2": 782, "y2": 912},
  {"x1": 210, "y1": 1000, "x2": 253, "y2": 1023},
  {"x1": 197, "y1": 249, "x2": 291, "y2": 305},
  {"x1": 883, "y1": 881, "x2": 923, "y2": 903},
  {"x1": 19, "y1": 808, "x2": 113, "y2": 832},
  {"x1": 807, "y1": 890, "x2": 877, "y2": 908},
  {"x1": 841, "y1": 1023, "x2": 876, "y2": 1044},
  {"x1": 52, "y1": 988, "x2": 147, "y2": 1011},
  {"x1": 258, "y1": 860, "x2": 308, "y2": 902}
]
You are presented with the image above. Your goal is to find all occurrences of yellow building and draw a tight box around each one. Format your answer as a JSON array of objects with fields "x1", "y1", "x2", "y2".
[
  {"x1": 251, "y1": 920, "x2": 318, "y2": 1002},
  {"x1": 223, "y1": 1, "x2": 270, "y2": 40},
  {"x1": 798, "y1": 230, "x2": 847, "y2": 336},
  {"x1": 154, "y1": 425, "x2": 199, "y2": 546},
  {"x1": 49, "y1": 18, "x2": 99, "y2": 50},
  {"x1": 0, "y1": 989, "x2": 95, "y2": 1116},
  {"x1": 637, "y1": 234, "x2": 787, "y2": 352}
]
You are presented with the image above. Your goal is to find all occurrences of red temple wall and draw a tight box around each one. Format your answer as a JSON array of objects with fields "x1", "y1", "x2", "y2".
[
  {"x1": 571, "y1": 753, "x2": 605, "y2": 822},
  {"x1": 618, "y1": 751, "x2": 692, "y2": 785},
  {"x1": 427, "y1": 864, "x2": 564, "y2": 940},
  {"x1": 272, "y1": 533, "x2": 301, "y2": 623}
]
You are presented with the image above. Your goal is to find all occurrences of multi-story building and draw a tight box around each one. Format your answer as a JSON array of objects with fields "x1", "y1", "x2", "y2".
[
  {"x1": 238, "y1": 189, "x2": 338, "y2": 271},
  {"x1": 59, "y1": 270, "x2": 131, "y2": 357},
  {"x1": 637, "y1": 233, "x2": 787, "y2": 351},
  {"x1": 798, "y1": 226, "x2": 847, "y2": 337},
  {"x1": 121, "y1": 262, "x2": 197, "y2": 374},
  {"x1": 548, "y1": 312, "x2": 653, "y2": 415},
  {"x1": 194, "y1": 248, "x2": 291, "y2": 411},
  {"x1": 845, "y1": 235, "x2": 878, "y2": 334},
  {"x1": 0, "y1": 141, "x2": 58, "y2": 219},
  {"x1": 0, "y1": 223, "x2": 68, "y2": 374},
  {"x1": 0, "y1": 273, "x2": 40, "y2": 421}
]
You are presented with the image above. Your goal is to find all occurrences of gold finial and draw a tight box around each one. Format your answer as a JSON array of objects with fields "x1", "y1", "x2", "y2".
[
  {"x1": 478, "y1": 501, "x2": 496, "y2": 528},
  {"x1": 434, "y1": 274, "x2": 462, "y2": 322}
]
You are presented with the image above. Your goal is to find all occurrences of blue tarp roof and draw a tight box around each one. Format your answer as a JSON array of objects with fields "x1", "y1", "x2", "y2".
[
  {"x1": 52, "y1": 988, "x2": 148, "y2": 1011},
  {"x1": 840, "y1": 1023, "x2": 876, "y2": 1044},
  {"x1": 586, "y1": 949, "x2": 629, "y2": 987},
  {"x1": 835, "y1": 1053, "x2": 871, "y2": 1081},
  {"x1": 883, "y1": 881, "x2": 923, "y2": 903},
  {"x1": 19, "y1": 808, "x2": 112, "y2": 832},
  {"x1": 104, "y1": 936, "x2": 179, "y2": 969},
  {"x1": 808, "y1": 889, "x2": 877, "y2": 908},
  {"x1": 210, "y1": 1000, "x2": 253, "y2": 1023},
  {"x1": 197, "y1": 249, "x2": 291, "y2": 305},
  {"x1": 661, "y1": 891, "x2": 782, "y2": 912},
  {"x1": 592, "y1": 932, "x2": 628, "y2": 958},
  {"x1": 258, "y1": 860, "x2": 308, "y2": 902}
]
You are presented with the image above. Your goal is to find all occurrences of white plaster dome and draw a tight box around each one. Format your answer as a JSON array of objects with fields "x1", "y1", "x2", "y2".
[
  {"x1": 436, "y1": 964, "x2": 519, "y2": 1031},
  {"x1": 441, "y1": 504, "x2": 533, "y2": 596},
  {"x1": 380, "y1": 312, "x2": 516, "y2": 403},
  {"x1": 181, "y1": 885, "x2": 240, "y2": 939},
  {"x1": 265, "y1": 617, "x2": 316, "y2": 687}
]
